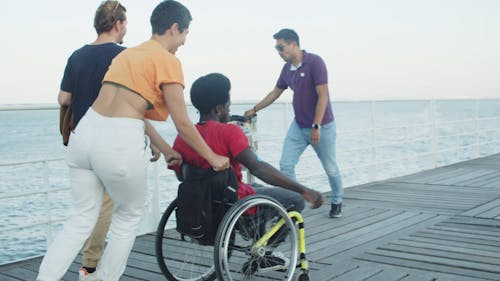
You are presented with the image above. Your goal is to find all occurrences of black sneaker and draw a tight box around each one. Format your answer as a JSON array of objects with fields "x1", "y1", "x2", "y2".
[{"x1": 329, "y1": 203, "x2": 342, "y2": 218}]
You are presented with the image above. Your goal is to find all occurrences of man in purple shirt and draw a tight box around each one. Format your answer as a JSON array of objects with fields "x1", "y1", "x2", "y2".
[{"x1": 245, "y1": 28, "x2": 343, "y2": 218}]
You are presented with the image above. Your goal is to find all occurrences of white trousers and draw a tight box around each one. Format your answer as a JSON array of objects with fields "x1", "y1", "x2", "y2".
[{"x1": 37, "y1": 108, "x2": 148, "y2": 281}]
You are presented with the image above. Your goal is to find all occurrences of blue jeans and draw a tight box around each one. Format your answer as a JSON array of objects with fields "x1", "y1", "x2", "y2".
[{"x1": 279, "y1": 120, "x2": 343, "y2": 204}]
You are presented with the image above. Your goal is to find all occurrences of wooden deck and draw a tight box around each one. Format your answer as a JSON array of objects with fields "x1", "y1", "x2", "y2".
[{"x1": 2, "y1": 153, "x2": 500, "y2": 280}]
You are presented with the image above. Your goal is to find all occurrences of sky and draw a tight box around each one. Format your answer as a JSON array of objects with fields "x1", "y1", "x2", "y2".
[{"x1": 0, "y1": 0, "x2": 499, "y2": 104}]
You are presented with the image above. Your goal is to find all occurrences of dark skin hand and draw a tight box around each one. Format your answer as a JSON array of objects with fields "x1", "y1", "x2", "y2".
[{"x1": 236, "y1": 148, "x2": 323, "y2": 209}]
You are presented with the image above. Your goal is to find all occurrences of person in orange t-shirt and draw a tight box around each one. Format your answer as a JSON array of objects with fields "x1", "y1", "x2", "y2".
[{"x1": 37, "y1": 1, "x2": 229, "y2": 281}]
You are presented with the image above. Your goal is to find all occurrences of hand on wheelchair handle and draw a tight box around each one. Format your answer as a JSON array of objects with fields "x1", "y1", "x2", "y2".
[
  {"x1": 243, "y1": 109, "x2": 255, "y2": 117},
  {"x1": 303, "y1": 188, "x2": 324, "y2": 209},
  {"x1": 165, "y1": 149, "x2": 183, "y2": 167},
  {"x1": 209, "y1": 154, "x2": 230, "y2": 171}
]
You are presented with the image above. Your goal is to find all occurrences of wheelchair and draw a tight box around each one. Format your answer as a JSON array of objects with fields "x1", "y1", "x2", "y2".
[
  {"x1": 155, "y1": 115, "x2": 311, "y2": 280},
  {"x1": 155, "y1": 194, "x2": 311, "y2": 281}
]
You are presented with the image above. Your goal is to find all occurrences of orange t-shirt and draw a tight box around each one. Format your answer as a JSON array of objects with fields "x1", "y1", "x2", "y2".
[{"x1": 103, "y1": 40, "x2": 184, "y2": 121}]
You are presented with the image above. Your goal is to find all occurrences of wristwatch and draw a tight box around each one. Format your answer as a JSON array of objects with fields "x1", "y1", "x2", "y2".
[{"x1": 312, "y1": 123, "x2": 321, "y2": 130}]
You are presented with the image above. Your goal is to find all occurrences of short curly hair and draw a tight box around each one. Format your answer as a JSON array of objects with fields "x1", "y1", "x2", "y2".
[{"x1": 190, "y1": 73, "x2": 231, "y2": 114}]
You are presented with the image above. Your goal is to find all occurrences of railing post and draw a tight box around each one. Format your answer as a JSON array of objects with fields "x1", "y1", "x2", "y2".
[
  {"x1": 429, "y1": 100, "x2": 437, "y2": 168},
  {"x1": 283, "y1": 102, "x2": 290, "y2": 135},
  {"x1": 369, "y1": 101, "x2": 376, "y2": 182},
  {"x1": 151, "y1": 161, "x2": 160, "y2": 227},
  {"x1": 404, "y1": 126, "x2": 409, "y2": 173},
  {"x1": 43, "y1": 160, "x2": 53, "y2": 247},
  {"x1": 474, "y1": 99, "x2": 480, "y2": 158}
]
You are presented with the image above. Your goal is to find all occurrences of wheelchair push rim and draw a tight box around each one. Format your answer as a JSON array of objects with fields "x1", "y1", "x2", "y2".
[
  {"x1": 155, "y1": 199, "x2": 217, "y2": 281},
  {"x1": 214, "y1": 194, "x2": 299, "y2": 281}
]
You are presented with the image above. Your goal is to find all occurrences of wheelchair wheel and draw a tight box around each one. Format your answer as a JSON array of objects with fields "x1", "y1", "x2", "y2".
[
  {"x1": 214, "y1": 195, "x2": 298, "y2": 281},
  {"x1": 155, "y1": 199, "x2": 216, "y2": 281}
]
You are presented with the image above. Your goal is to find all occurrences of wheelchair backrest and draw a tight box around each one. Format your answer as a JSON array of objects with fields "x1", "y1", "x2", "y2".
[{"x1": 175, "y1": 163, "x2": 238, "y2": 245}]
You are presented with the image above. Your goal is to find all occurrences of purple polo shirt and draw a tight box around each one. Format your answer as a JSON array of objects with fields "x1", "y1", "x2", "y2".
[{"x1": 276, "y1": 50, "x2": 334, "y2": 128}]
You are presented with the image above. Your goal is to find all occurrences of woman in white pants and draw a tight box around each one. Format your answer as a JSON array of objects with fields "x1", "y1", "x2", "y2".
[{"x1": 36, "y1": 1, "x2": 229, "y2": 280}]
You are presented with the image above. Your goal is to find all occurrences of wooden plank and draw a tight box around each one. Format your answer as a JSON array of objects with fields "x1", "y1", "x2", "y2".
[
  {"x1": 433, "y1": 223, "x2": 500, "y2": 236},
  {"x1": 461, "y1": 198, "x2": 500, "y2": 217},
  {"x1": 460, "y1": 171, "x2": 500, "y2": 187},
  {"x1": 398, "y1": 236, "x2": 500, "y2": 253},
  {"x1": 433, "y1": 169, "x2": 497, "y2": 186},
  {"x1": 479, "y1": 175, "x2": 500, "y2": 187},
  {"x1": 0, "y1": 273, "x2": 23, "y2": 281},
  {"x1": 378, "y1": 244, "x2": 500, "y2": 265},
  {"x1": 346, "y1": 189, "x2": 478, "y2": 205},
  {"x1": 310, "y1": 212, "x2": 436, "y2": 260},
  {"x1": 476, "y1": 205, "x2": 500, "y2": 219},
  {"x1": 2, "y1": 153, "x2": 500, "y2": 280},
  {"x1": 356, "y1": 260, "x2": 488, "y2": 281},
  {"x1": 0, "y1": 267, "x2": 38, "y2": 280},
  {"x1": 364, "y1": 248, "x2": 500, "y2": 273},
  {"x1": 355, "y1": 252, "x2": 500, "y2": 280},
  {"x1": 390, "y1": 167, "x2": 465, "y2": 184},
  {"x1": 362, "y1": 268, "x2": 409, "y2": 281},
  {"x1": 389, "y1": 239, "x2": 500, "y2": 259},
  {"x1": 330, "y1": 265, "x2": 382, "y2": 281},
  {"x1": 344, "y1": 199, "x2": 464, "y2": 215},
  {"x1": 445, "y1": 215, "x2": 500, "y2": 227},
  {"x1": 414, "y1": 229, "x2": 500, "y2": 245}
]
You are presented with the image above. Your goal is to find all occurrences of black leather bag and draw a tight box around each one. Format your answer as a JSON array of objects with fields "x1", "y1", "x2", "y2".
[{"x1": 175, "y1": 164, "x2": 238, "y2": 245}]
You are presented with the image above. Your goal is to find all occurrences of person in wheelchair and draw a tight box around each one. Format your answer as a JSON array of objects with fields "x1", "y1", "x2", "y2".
[{"x1": 169, "y1": 72, "x2": 323, "y2": 271}]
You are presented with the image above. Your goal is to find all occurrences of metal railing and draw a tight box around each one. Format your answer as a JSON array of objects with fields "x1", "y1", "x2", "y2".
[{"x1": 1, "y1": 99, "x2": 499, "y2": 264}]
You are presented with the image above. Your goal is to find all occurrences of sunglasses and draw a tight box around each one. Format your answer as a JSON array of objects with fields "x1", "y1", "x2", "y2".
[{"x1": 275, "y1": 44, "x2": 286, "y2": 52}]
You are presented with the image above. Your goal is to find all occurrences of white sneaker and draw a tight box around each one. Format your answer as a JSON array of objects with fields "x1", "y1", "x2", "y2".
[{"x1": 79, "y1": 268, "x2": 102, "y2": 281}]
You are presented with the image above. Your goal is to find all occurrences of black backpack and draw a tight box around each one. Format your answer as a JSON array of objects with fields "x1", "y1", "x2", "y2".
[{"x1": 175, "y1": 163, "x2": 239, "y2": 245}]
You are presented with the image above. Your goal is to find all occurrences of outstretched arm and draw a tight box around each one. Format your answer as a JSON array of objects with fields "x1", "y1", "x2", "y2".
[
  {"x1": 236, "y1": 148, "x2": 323, "y2": 208},
  {"x1": 244, "y1": 87, "x2": 284, "y2": 116},
  {"x1": 144, "y1": 120, "x2": 182, "y2": 166}
]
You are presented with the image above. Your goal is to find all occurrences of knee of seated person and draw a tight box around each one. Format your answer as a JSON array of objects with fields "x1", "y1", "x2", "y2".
[
  {"x1": 292, "y1": 197, "x2": 305, "y2": 212},
  {"x1": 284, "y1": 194, "x2": 305, "y2": 213}
]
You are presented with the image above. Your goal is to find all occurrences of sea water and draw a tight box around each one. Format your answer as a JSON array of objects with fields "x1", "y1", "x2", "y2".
[{"x1": 1, "y1": 99, "x2": 500, "y2": 264}]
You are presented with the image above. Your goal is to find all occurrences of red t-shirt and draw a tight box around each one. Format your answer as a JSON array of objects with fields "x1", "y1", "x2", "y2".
[{"x1": 170, "y1": 121, "x2": 256, "y2": 199}]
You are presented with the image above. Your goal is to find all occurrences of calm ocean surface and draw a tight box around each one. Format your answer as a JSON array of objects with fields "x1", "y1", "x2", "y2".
[{"x1": 1, "y1": 99, "x2": 500, "y2": 264}]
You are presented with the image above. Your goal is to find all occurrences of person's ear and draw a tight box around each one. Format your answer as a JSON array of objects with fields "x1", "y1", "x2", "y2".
[
  {"x1": 215, "y1": 104, "x2": 224, "y2": 116},
  {"x1": 170, "y1": 22, "x2": 180, "y2": 35}
]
